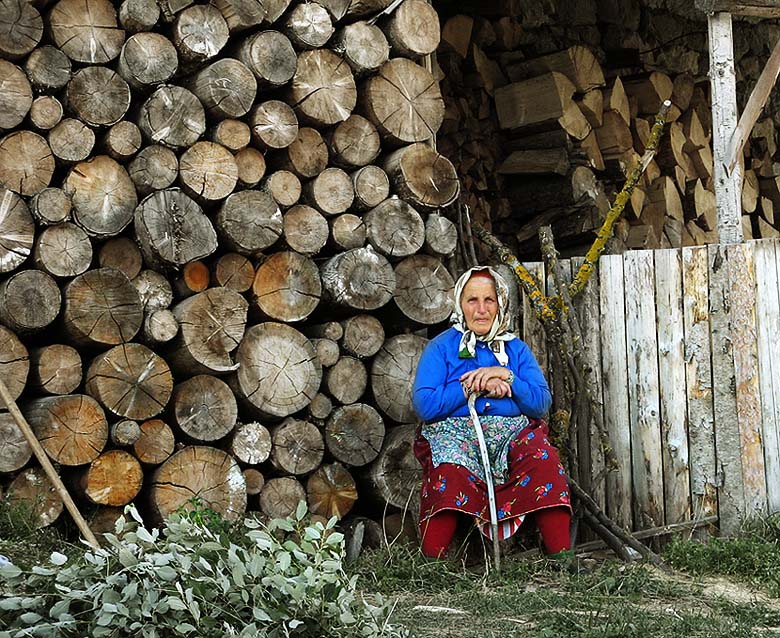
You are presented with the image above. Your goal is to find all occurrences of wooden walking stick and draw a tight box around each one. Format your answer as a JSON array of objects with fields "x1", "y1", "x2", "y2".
[{"x1": 0, "y1": 379, "x2": 100, "y2": 550}]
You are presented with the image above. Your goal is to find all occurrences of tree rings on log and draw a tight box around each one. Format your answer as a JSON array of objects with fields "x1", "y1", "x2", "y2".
[
  {"x1": 0, "y1": 324, "x2": 28, "y2": 409},
  {"x1": 0, "y1": 189, "x2": 34, "y2": 273},
  {"x1": 325, "y1": 403, "x2": 384, "y2": 466},
  {"x1": 424, "y1": 213, "x2": 457, "y2": 258},
  {"x1": 110, "y1": 418, "x2": 142, "y2": 447},
  {"x1": 262, "y1": 170, "x2": 301, "y2": 208},
  {"x1": 134, "y1": 418, "x2": 175, "y2": 465},
  {"x1": 370, "y1": 334, "x2": 427, "y2": 423},
  {"x1": 217, "y1": 188, "x2": 282, "y2": 255},
  {"x1": 86, "y1": 343, "x2": 173, "y2": 420},
  {"x1": 312, "y1": 337, "x2": 339, "y2": 367},
  {"x1": 284, "y1": 2, "x2": 333, "y2": 50},
  {"x1": 282, "y1": 127, "x2": 329, "y2": 179},
  {"x1": 283, "y1": 205, "x2": 328, "y2": 256},
  {"x1": 169, "y1": 287, "x2": 248, "y2": 375},
  {"x1": 332, "y1": 21, "x2": 388, "y2": 76},
  {"x1": 252, "y1": 251, "x2": 321, "y2": 322},
  {"x1": 102, "y1": 120, "x2": 143, "y2": 162},
  {"x1": 77, "y1": 449, "x2": 143, "y2": 506},
  {"x1": 30, "y1": 187, "x2": 72, "y2": 226},
  {"x1": 329, "y1": 213, "x2": 366, "y2": 250},
  {"x1": 290, "y1": 49, "x2": 356, "y2": 126},
  {"x1": 172, "y1": 4, "x2": 229, "y2": 62},
  {"x1": 0, "y1": 411, "x2": 32, "y2": 473},
  {"x1": 303, "y1": 167, "x2": 354, "y2": 216},
  {"x1": 138, "y1": 85, "x2": 206, "y2": 150},
  {"x1": 0, "y1": 0, "x2": 44, "y2": 60},
  {"x1": 98, "y1": 237, "x2": 143, "y2": 280},
  {"x1": 133, "y1": 269, "x2": 173, "y2": 312},
  {"x1": 118, "y1": 32, "x2": 178, "y2": 89},
  {"x1": 250, "y1": 99, "x2": 298, "y2": 150},
  {"x1": 30, "y1": 96, "x2": 63, "y2": 131},
  {"x1": 364, "y1": 197, "x2": 425, "y2": 257},
  {"x1": 259, "y1": 475, "x2": 306, "y2": 519},
  {"x1": 24, "y1": 394, "x2": 108, "y2": 466},
  {"x1": 63, "y1": 267, "x2": 143, "y2": 347},
  {"x1": 362, "y1": 58, "x2": 444, "y2": 145},
  {"x1": 179, "y1": 141, "x2": 238, "y2": 202},
  {"x1": 365, "y1": 423, "x2": 421, "y2": 510},
  {"x1": 383, "y1": 143, "x2": 460, "y2": 209},
  {"x1": 188, "y1": 58, "x2": 256, "y2": 120},
  {"x1": 393, "y1": 255, "x2": 455, "y2": 325},
  {"x1": 0, "y1": 60, "x2": 32, "y2": 130},
  {"x1": 134, "y1": 188, "x2": 218, "y2": 270},
  {"x1": 143, "y1": 308, "x2": 179, "y2": 345},
  {"x1": 270, "y1": 418, "x2": 324, "y2": 475},
  {"x1": 351, "y1": 165, "x2": 389, "y2": 210},
  {"x1": 0, "y1": 269, "x2": 60, "y2": 332},
  {"x1": 6, "y1": 467, "x2": 63, "y2": 528},
  {"x1": 211, "y1": 0, "x2": 265, "y2": 32},
  {"x1": 384, "y1": 0, "x2": 440, "y2": 58},
  {"x1": 119, "y1": 0, "x2": 161, "y2": 33},
  {"x1": 128, "y1": 145, "x2": 179, "y2": 196},
  {"x1": 49, "y1": 0, "x2": 125, "y2": 64},
  {"x1": 321, "y1": 246, "x2": 395, "y2": 310},
  {"x1": 307, "y1": 462, "x2": 357, "y2": 519},
  {"x1": 65, "y1": 155, "x2": 137, "y2": 237},
  {"x1": 29, "y1": 344, "x2": 82, "y2": 396},
  {"x1": 48, "y1": 118, "x2": 95, "y2": 163},
  {"x1": 24, "y1": 45, "x2": 71, "y2": 92},
  {"x1": 172, "y1": 374, "x2": 237, "y2": 442},
  {"x1": 34, "y1": 223, "x2": 92, "y2": 278},
  {"x1": 325, "y1": 356, "x2": 367, "y2": 404},
  {"x1": 328, "y1": 114, "x2": 380, "y2": 168},
  {"x1": 150, "y1": 445, "x2": 246, "y2": 522},
  {"x1": 0, "y1": 131, "x2": 54, "y2": 196},
  {"x1": 230, "y1": 421, "x2": 272, "y2": 465},
  {"x1": 214, "y1": 252, "x2": 255, "y2": 292},
  {"x1": 67, "y1": 66, "x2": 131, "y2": 127},
  {"x1": 237, "y1": 30, "x2": 297, "y2": 88},
  {"x1": 340, "y1": 314, "x2": 384, "y2": 358},
  {"x1": 233, "y1": 322, "x2": 321, "y2": 419},
  {"x1": 234, "y1": 147, "x2": 266, "y2": 187},
  {"x1": 210, "y1": 118, "x2": 251, "y2": 151}
]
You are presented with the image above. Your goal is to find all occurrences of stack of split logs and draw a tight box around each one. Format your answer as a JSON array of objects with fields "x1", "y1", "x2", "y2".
[
  {"x1": 0, "y1": 0, "x2": 460, "y2": 543},
  {"x1": 436, "y1": 12, "x2": 780, "y2": 257}
]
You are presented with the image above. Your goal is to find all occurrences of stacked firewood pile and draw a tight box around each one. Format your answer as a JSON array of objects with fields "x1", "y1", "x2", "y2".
[
  {"x1": 435, "y1": 8, "x2": 780, "y2": 258},
  {"x1": 0, "y1": 0, "x2": 460, "y2": 540}
]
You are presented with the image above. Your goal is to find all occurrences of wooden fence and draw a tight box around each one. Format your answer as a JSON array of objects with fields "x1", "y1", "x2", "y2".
[{"x1": 520, "y1": 238, "x2": 780, "y2": 537}]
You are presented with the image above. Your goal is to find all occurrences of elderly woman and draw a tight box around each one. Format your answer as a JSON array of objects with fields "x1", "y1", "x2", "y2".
[{"x1": 412, "y1": 266, "x2": 572, "y2": 561}]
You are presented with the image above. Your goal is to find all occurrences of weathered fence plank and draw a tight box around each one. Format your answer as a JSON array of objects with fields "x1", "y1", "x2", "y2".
[{"x1": 521, "y1": 261, "x2": 548, "y2": 379}]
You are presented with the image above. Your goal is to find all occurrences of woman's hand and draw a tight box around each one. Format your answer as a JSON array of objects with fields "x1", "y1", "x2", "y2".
[
  {"x1": 460, "y1": 366, "x2": 512, "y2": 394},
  {"x1": 484, "y1": 377, "x2": 512, "y2": 398}
]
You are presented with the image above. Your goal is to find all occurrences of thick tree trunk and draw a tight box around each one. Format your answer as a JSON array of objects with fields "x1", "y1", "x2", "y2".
[
  {"x1": 137, "y1": 85, "x2": 206, "y2": 150},
  {"x1": 211, "y1": 0, "x2": 265, "y2": 32},
  {"x1": 133, "y1": 269, "x2": 173, "y2": 312},
  {"x1": 110, "y1": 419, "x2": 142, "y2": 447},
  {"x1": 283, "y1": 2, "x2": 333, "y2": 50},
  {"x1": 213, "y1": 253, "x2": 255, "y2": 292},
  {"x1": 101, "y1": 121, "x2": 143, "y2": 162},
  {"x1": 312, "y1": 337, "x2": 340, "y2": 367},
  {"x1": 0, "y1": 189, "x2": 35, "y2": 274},
  {"x1": 119, "y1": 0, "x2": 160, "y2": 32},
  {"x1": 179, "y1": 141, "x2": 238, "y2": 202},
  {"x1": 384, "y1": 0, "x2": 440, "y2": 58},
  {"x1": 128, "y1": 145, "x2": 178, "y2": 196},
  {"x1": 0, "y1": 130, "x2": 54, "y2": 196},
  {"x1": 303, "y1": 167, "x2": 354, "y2": 215},
  {"x1": 98, "y1": 237, "x2": 143, "y2": 280},
  {"x1": 30, "y1": 95, "x2": 63, "y2": 130},
  {"x1": 48, "y1": 0, "x2": 125, "y2": 64},
  {"x1": 24, "y1": 45, "x2": 71, "y2": 92},
  {"x1": 171, "y1": 4, "x2": 229, "y2": 63},
  {"x1": 280, "y1": 126, "x2": 329, "y2": 178},
  {"x1": 0, "y1": 0, "x2": 43, "y2": 60},
  {"x1": 48, "y1": 118, "x2": 94, "y2": 163},
  {"x1": 332, "y1": 21, "x2": 388, "y2": 75},
  {"x1": 142, "y1": 308, "x2": 179, "y2": 345},
  {"x1": 188, "y1": 58, "x2": 256, "y2": 120},
  {"x1": 262, "y1": 170, "x2": 301, "y2": 208}
]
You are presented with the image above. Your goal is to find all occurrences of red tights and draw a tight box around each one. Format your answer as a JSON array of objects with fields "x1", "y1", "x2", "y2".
[{"x1": 420, "y1": 507, "x2": 571, "y2": 558}]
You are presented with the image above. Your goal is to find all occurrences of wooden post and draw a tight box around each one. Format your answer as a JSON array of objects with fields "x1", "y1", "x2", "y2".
[{"x1": 707, "y1": 12, "x2": 744, "y2": 244}]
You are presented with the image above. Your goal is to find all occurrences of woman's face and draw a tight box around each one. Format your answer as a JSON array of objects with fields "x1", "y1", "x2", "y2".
[{"x1": 460, "y1": 276, "x2": 498, "y2": 336}]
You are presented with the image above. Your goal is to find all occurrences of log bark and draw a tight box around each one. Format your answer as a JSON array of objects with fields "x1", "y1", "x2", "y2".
[
  {"x1": 0, "y1": 60, "x2": 32, "y2": 130},
  {"x1": 350, "y1": 165, "x2": 389, "y2": 210},
  {"x1": 128, "y1": 145, "x2": 178, "y2": 196},
  {"x1": 172, "y1": 4, "x2": 229, "y2": 62},
  {"x1": 259, "y1": 475, "x2": 305, "y2": 519},
  {"x1": 119, "y1": 0, "x2": 160, "y2": 32},
  {"x1": 283, "y1": 205, "x2": 329, "y2": 255},
  {"x1": 332, "y1": 21, "x2": 389, "y2": 75},
  {"x1": 364, "y1": 197, "x2": 425, "y2": 257},
  {"x1": 49, "y1": 0, "x2": 125, "y2": 64},
  {"x1": 424, "y1": 212, "x2": 458, "y2": 258},
  {"x1": 217, "y1": 188, "x2": 282, "y2": 255},
  {"x1": 306, "y1": 462, "x2": 358, "y2": 519},
  {"x1": 0, "y1": 131, "x2": 54, "y2": 196},
  {"x1": 85, "y1": 343, "x2": 173, "y2": 420},
  {"x1": 213, "y1": 252, "x2": 255, "y2": 292},
  {"x1": 67, "y1": 66, "x2": 131, "y2": 127},
  {"x1": 29, "y1": 344, "x2": 82, "y2": 396},
  {"x1": 393, "y1": 254, "x2": 455, "y2": 325},
  {"x1": 328, "y1": 114, "x2": 380, "y2": 168},
  {"x1": 250, "y1": 99, "x2": 298, "y2": 150},
  {"x1": 168, "y1": 287, "x2": 248, "y2": 375},
  {"x1": 65, "y1": 155, "x2": 137, "y2": 237},
  {"x1": 303, "y1": 167, "x2": 354, "y2": 215},
  {"x1": 0, "y1": 411, "x2": 32, "y2": 473},
  {"x1": 138, "y1": 85, "x2": 206, "y2": 150},
  {"x1": 30, "y1": 96, "x2": 63, "y2": 131},
  {"x1": 383, "y1": 143, "x2": 460, "y2": 209},
  {"x1": 179, "y1": 141, "x2": 238, "y2": 202},
  {"x1": 363, "y1": 58, "x2": 444, "y2": 144},
  {"x1": 0, "y1": 0, "x2": 43, "y2": 60},
  {"x1": 270, "y1": 417, "x2": 325, "y2": 475},
  {"x1": 340, "y1": 314, "x2": 384, "y2": 358},
  {"x1": 229, "y1": 421, "x2": 272, "y2": 465},
  {"x1": 171, "y1": 374, "x2": 237, "y2": 442},
  {"x1": 133, "y1": 269, "x2": 173, "y2": 312},
  {"x1": 63, "y1": 267, "x2": 143, "y2": 347},
  {"x1": 232, "y1": 322, "x2": 321, "y2": 418},
  {"x1": 48, "y1": 118, "x2": 95, "y2": 163},
  {"x1": 237, "y1": 30, "x2": 297, "y2": 88},
  {"x1": 0, "y1": 269, "x2": 60, "y2": 332},
  {"x1": 24, "y1": 45, "x2": 71, "y2": 91},
  {"x1": 117, "y1": 32, "x2": 178, "y2": 89},
  {"x1": 365, "y1": 423, "x2": 420, "y2": 510},
  {"x1": 101, "y1": 121, "x2": 142, "y2": 161},
  {"x1": 24, "y1": 394, "x2": 108, "y2": 466},
  {"x1": 370, "y1": 334, "x2": 427, "y2": 422},
  {"x1": 234, "y1": 147, "x2": 266, "y2": 187},
  {"x1": 262, "y1": 170, "x2": 301, "y2": 208},
  {"x1": 30, "y1": 187, "x2": 71, "y2": 226},
  {"x1": 188, "y1": 58, "x2": 256, "y2": 120},
  {"x1": 0, "y1": 188, "x2": 35, "y2": 273},
  {"x1": 321, "y1": 246, "x2": 395, "y2": 310},
  {"x1": 330, "y1": 213, "x2": 366, "y2": 250},
  {"x1": 281, "y1": 126, "x2": 329, "y2": 178},
  {"x1": 325, "y1": 356, "x2": 368, "y2": 404},
  {"x1": 134, "y1": 188, "x2": 218, "y2": 270},
  {"x1": 283, "y1": 2, "x2": 333, "y2": 50},
  {"x1": 133, "y1": 418, "x2": 175, "y2": 465},
  {"x1": 0, "y1": 324, "x2": 28, "y2": 409},
  {"x1": 149, "y1": 445, "x2": 246, "y2": 522},
  {"x1": 290, "y1": 48, "x2": 357, "y2": 126},
  {"x1": 325, "y1": 402, "x2": 384, "y2": 466},
  {"x1": 110, "y1": 419, "x2": 141, "y2": 446},
  {"x1": 76, "y1": 449, "x2": 143, "y2": 506},
  {"x1": 384, "y1": 0, "x2": 440, "y2": 58},
  {"x1": 6, "y1": 467, "x2": 63, "y2": 528}
]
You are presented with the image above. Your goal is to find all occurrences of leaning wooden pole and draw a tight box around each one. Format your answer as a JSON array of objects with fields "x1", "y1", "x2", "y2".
[{"x1": 0, "y1": 379, "x2": 100, "y2": 549}]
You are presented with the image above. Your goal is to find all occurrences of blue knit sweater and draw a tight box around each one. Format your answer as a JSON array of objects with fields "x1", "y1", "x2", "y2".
[{"x1": 412, "y1": 327, "x2": 552, "y2": 423}]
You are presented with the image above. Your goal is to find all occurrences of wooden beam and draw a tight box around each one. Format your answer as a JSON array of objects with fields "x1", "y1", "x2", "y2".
[
  {"x1": 726, "y1": 35, "x2": 780, "y2": 172},
  {"x1": 708, "y1": 12, "x2": 744, "y2": 244},
  {"x1": 696, "y1": 0, "x2": 780, "y2": 18}
]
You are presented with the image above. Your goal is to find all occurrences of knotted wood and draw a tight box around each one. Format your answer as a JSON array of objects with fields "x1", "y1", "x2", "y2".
[
  {"x1": 0, "y1": 131, "x2": 54, "y2": 196},
  {"x1": 383, "y1": 143, "x2": 459, "y2": 209},
  {"x1": 217, "y1": 188, "x2": 282, "y2": 255},
  {"x1": 0, "y1": 189, "x2": 34, "y2": 273},
  {"x1": 229, "y1": 421, "x2": 272, "y2": 465},
  {"x1": 49, "y1": 0, "x2": 125, "y2": 64},
  {"x1": 259, "y1": 475, "x2": 305, "y2": 519},
  {"x1": 250, "y1": 100, "x2": 299, "y2": 149},
  {"x1": 233, "y1": 322, "x2": 321, "y2": 418},
  {"x1": 364, "y1": 197, "x2": 425, "y2": 257},
  {"x1": 76, "y1": 449, "x2": 143, "y2": 506},
  {"x1": 134, "y1": 418, "x2": 175, "y2": 465},
  {"x1": 150, "y1": 445, "x2": 246, "y2": 522},
  {"x1": 321, "y1": 246, "x2": 395, "y2": 310},
  {"x1": 67, "y1": 66, "x2": 131, "y2": 127},
  {"x1": 270, "y1": 418, "x2": 325, "y2": 475},
  {"x1": 306, "y1": 462, "x2": 358, "y2": 519},
  {"x1": 24, "y1": 394, "x2": 108, "y2": 466},
  {"x1": 117, "y1": 32, "x2": 178, "y2": 89},
  {"x1": 0, "y1": 325, "x2": 28, "y2": 409},
  {"x1": 29, "y1": 344, "x2": 82, "y2": 396},
  {"x1": 237, "y1": 30, "x2": 297, "y2": 88},
  {"x1": 85, "y1": 343, "x2": 173, "y2": 420},
  {"x1": 63, "y1": 268, "x2": 143, "y2": 347},
  {"x1": 171, "y1": 374, "x2": 237, "y2": 442},
  {"x1": 341, "y1": 314, "x2": 384, "y2": 358},
  {"x1": 370, "y1": 334, "x2": 427, "y2": 422},
  {"x1": 253, "y1": 250, "x2": 322, "y2": 322},
  {"x1": 0, "y1": 269, "x2": 60, "y2": 332},
  {"x1": 290, "y1": 48, "x2": 357, "y2": 126},
  {"x1": 325, "y1": 356, "x2": 368, "y2": 404},
  {"x1": 283, "y1": 205, "x2": 329, "y2": 255},
  {"x1": 138, "y1": 85, "x2": 206, "y2": 150},
  {"x1": 393, "y1": 255, "x2": 455, "y2": 325},
  {"x1": 325, "y1": 402, "x2": 384, "y2": 466}
]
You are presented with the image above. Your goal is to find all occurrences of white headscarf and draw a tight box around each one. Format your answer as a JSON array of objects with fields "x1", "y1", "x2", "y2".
[{"x1": 451, "y1": 266, "x2": 516, "y2": 366}]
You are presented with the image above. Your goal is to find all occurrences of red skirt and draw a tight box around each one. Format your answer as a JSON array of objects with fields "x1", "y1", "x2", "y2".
[{"x1": 414, "y1": 418, "x2": 571, "y2": 539}]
